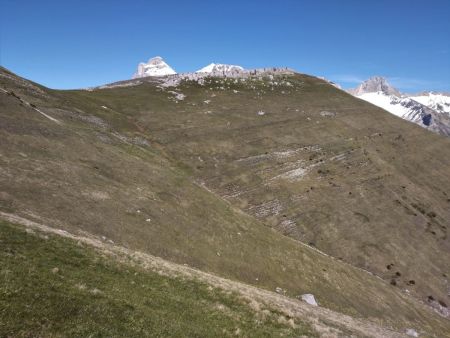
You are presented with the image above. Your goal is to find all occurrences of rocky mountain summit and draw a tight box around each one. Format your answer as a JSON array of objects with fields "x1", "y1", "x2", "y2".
[
  {"x1": 196, "y1": 63, "x2": 244, "y2": 74},
  {"x1": 98, "y1": 65, "x2": 294, "y2": 90},
  {"x1": 349, "y1": 76, "x2": 401, "y2": 96},
  {"x1": 130, "y1": 56, "x2": 293, "y2": 82},
  {"x1": 132, "y1": 56, "x2": 177, "y2": 78},
  {"x1": 132, "y1": 57, "x2": 246, "y2": 79}
]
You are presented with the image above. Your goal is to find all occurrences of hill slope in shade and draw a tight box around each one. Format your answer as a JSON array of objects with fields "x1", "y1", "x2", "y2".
[{"x1": 1, "y1": 66, "x2": 450, "y2": 336}]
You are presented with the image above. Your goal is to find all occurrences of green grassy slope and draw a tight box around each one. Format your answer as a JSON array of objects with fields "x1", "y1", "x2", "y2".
[
  {"x1": 1, "y1": 67, "x2": 449, "y2": 335},
  {"x1": 0, "y1": 220, "x2": 316, "y2": 337}
]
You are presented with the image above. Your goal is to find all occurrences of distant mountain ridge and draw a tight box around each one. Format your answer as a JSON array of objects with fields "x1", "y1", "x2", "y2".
[
  {"x1": 348, "y1": 77, "x2": 450, "y2": 136},
  {"x1": 132, "y1": 56, "x2": 247, "y2": 78},
  {"x1": 132, "y1": 57, "x2": 450, "y2": 137}
]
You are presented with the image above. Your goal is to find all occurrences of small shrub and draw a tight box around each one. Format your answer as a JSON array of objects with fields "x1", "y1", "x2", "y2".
[{"x1": 427, "y1": 211, "x2": 437, "y2": 218}]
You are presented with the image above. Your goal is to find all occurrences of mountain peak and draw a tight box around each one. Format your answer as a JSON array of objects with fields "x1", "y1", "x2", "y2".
[
  {"x1": 351, "y1": 76, "x2": 401, "y2": 96},
  {"x1": 196, "y1": 63, "x2": 244, "y2": 74},
  {"x1": 133, "y1": 56, "x2": 177, "y2": 78}
]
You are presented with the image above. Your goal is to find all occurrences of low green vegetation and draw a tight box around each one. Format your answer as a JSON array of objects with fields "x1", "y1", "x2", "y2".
[{"x1": 0, "y1": 220, "x2": 316, "y2": 337}]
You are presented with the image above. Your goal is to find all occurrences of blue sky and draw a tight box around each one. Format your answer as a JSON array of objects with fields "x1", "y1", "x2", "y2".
[{"x1": 1, "y1": 0, "x2": 449, "y2": 91}]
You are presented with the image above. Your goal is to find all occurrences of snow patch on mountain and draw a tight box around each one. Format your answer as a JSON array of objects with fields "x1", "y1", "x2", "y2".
[
  {"x1": 410, "y1": 92, "x2": 450, "y2": 114},
  {"x1": 357, "y1": 92, "x2": 416, "y2": 118},
  {"x1": 133, "y1": 56, "x2": 176, "y2": 78},
  {"x1": 196, "y1": 63, "x2": 244, "y2": 74}
]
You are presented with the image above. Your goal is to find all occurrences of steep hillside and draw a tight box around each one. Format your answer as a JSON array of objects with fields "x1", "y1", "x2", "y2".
[{"x1": 1, "y1": 66, "x2": 450, "y2": 336}]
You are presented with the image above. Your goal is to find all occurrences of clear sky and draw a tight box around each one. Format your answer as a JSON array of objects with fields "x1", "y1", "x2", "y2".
[{"x1": 1, "y1": 0, "x2": 449, "y2": 91}]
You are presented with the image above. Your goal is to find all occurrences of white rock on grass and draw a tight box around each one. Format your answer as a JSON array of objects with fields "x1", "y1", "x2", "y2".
[
  {"x1": 275, "y1": 287, "x2": 284, "y2": 294},
  {"x1": 175, "y1": 93, "x2": 186, "y2": 101},
  {"x1": 90, "y1": 288, "x2": 103, "y2": 295},
  {"x1": 301, "y1": 294, "x2": 318, "y2": 306},
  {"x1": 405, "y1": 328, "x2": 419, "y2": 337},
  {"x1": 319, "y1": 110, "x2": 336, "y2": 117},
  {"x1": 168, "y1": 91, "x2": 185, "y2": 101}
]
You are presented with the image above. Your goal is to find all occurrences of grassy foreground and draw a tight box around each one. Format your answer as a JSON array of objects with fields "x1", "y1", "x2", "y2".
[{"x1": 0, "y1": 220, "x2": 316, "y2": 337}]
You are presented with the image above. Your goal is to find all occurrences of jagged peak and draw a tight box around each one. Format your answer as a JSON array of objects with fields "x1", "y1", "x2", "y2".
[
  {"x1": 133, "y1": 56, "x2": 176, "y2": 78},
  {"x1": 350, "y1": 76, "x2": 401, "y2": 97}
]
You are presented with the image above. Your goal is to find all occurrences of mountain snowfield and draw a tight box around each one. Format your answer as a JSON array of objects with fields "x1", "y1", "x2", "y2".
[
  {"x1": 411, "y1": 92, "x2": 450, "y2": 114},
  {"x1": 355, "y1": 92, "x2": 432, "y2": 121},
  {"x1": 349, "y1": 77, "x2": 450, "y2": 136}
]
